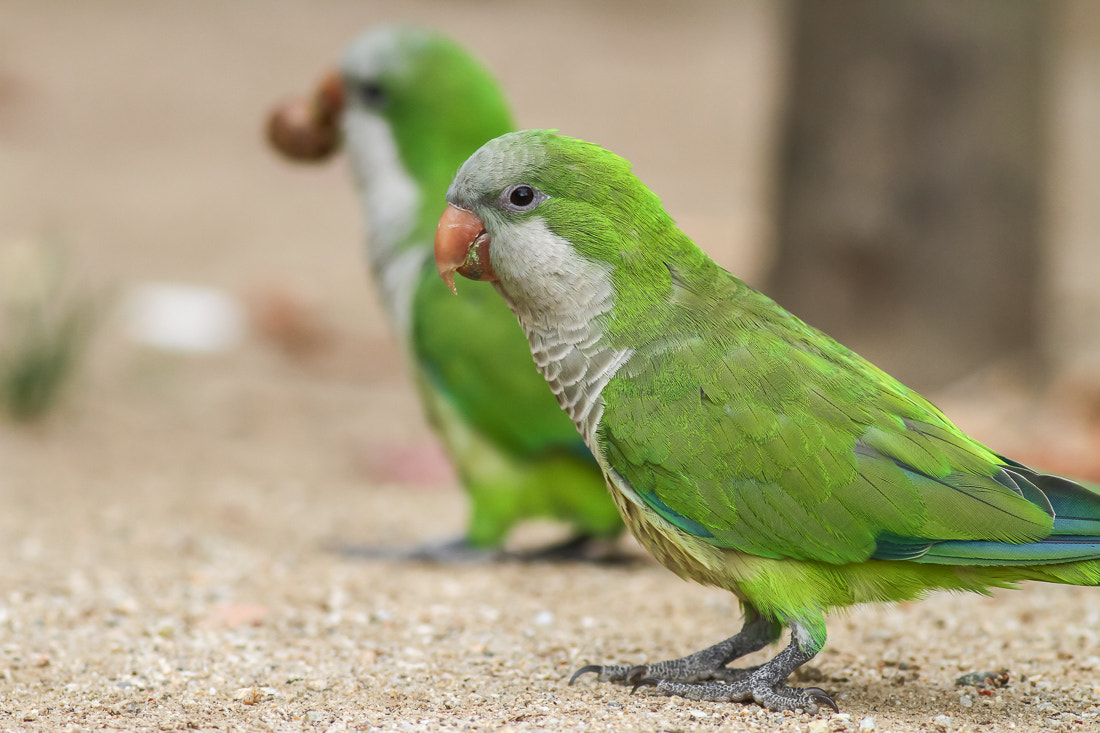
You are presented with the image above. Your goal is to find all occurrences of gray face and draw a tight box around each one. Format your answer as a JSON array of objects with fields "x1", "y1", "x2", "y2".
[
  {"x1": 339, "y1": 25, "x2": 430, "y2": 115},
  {"x1": 447, "y1": 132, "x2": 549, "y2": 212}
]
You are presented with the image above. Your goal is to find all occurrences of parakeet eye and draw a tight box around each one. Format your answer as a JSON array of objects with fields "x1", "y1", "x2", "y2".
[
  {"x1": 502, "y1": 184, "x2": 544, "y2": 212},
  {"x1": 357, "y1": 81, "x2": 388, "y2": 109}
]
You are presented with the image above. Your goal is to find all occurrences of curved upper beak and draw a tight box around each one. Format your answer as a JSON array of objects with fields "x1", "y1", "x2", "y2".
[
  {"x1": 265, "y1": 69, "x2": 345, "y2": 161},
  {"x1": 434, "y1": 204, "x2": 495, "y2": 294}
]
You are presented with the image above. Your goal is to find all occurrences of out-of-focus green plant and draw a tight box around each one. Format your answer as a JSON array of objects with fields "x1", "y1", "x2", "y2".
[{"x1": 0, "y1": 238, "x2": 96, "y2": 422}]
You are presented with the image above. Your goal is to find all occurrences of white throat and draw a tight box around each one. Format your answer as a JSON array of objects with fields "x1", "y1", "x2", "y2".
[
  {"x1": 342, "y1": 111, "x2": 425, "y2": 340},
  {"x1": 492, "y1": 219, "x2": 634, "y2": 446}
]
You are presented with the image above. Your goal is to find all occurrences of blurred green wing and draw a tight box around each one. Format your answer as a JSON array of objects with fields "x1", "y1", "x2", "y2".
[{"x1": 412, "y1": 261, "x2": 593, "y2": 460}]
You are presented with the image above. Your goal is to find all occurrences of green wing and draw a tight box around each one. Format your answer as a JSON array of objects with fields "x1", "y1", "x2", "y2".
[{"x1": 598, "y1": 264, "x2": 1054, "y2": 565}]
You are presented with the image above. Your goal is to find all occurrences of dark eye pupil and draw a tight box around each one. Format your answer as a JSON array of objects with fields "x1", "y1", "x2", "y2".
[
  {"x1": 510, "y1": 185, "x2": 534, "y2": 207},
  {"x1": 359, "y1": 82, "x2": 387, "y2": 108}
]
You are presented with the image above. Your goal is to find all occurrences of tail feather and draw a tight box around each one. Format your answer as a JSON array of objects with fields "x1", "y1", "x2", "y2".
[
  {"x1": 1001, "y1": 457, "x2": 1100, "y2": 531},
  {"x1": 916, "y1": 536, "x2": 1100, "y2": 566},
  {"x1": 875, "y1": 461, "x2": 1100, "y2": 568}
]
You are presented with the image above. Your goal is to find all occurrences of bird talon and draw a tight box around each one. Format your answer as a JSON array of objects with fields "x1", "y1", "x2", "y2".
[
  {"x1": 569, "y1": 665, "x2": 603, "y2": 685},
  {"x1": 624, "y1": 664, "x2": 649, "y2": 686},
  {"x1": 805, "y1": 687, "x2": 839, "y2": 713},
  {"x1": 630, "y1": 677, "x2": 659, "y2": 694}
]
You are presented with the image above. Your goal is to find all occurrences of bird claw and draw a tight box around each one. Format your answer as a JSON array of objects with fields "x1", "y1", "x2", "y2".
[
  {"x1": 568, "y1": 663, "x2": 640, "y2": 685},
  {"x1": 624, "y1": 665, "x2": 649, "y2": 686},
  {"x1": 568, "y1": 665, "x2": 604, "y2": 686},
  {"x1": 805, "y1": 687, "x2": 839, "y2": 713},
  {"x1": 630, "y1": 677, "x2": 659, "y2": 694}
]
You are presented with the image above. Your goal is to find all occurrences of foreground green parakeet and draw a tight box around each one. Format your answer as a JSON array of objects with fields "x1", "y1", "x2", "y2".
[
  {"x1": 434, "y1": 129, "x2": 1100, "y2": 711},
  {"x1": 266, "y1": 28, "x2": 621, "y2": 559}
]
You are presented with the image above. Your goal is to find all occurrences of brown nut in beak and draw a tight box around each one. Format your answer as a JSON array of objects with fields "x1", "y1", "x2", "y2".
[
  {"x1": 266, "y1": 69, "x2": 345, "y2": 161},
  {"x1": 434, "y1": 204, "x2": 496, "y2": 294}
]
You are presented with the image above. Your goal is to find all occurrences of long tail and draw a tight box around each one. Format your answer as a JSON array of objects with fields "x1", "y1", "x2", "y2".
[{"x1": 909, "y1": 460, "x2": 1100, "y2": 569}]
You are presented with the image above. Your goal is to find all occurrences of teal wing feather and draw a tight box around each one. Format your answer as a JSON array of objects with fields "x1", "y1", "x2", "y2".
[
  {"x1": 598, "y1": 263, "x2": 1076, "y2": 566},
  {"x1": 902, "y1": 465, "x2": 1100, "y2": 565}
]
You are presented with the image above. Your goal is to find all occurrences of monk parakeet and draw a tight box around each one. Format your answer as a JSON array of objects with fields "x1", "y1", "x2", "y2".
[
  {"x1": 266, "y1": 28, "x2": 621, "y2": 560},
  {"x1": 434, "y1": 129, "x2": 1100, "y2": 711}
]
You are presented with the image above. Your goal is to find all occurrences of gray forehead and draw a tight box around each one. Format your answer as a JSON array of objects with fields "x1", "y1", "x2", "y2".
[
  {"x1": 448, "y1": 132, "x2": 545, "y2": 205},
  {"x1": 339, "y1": 25, "x2": 432, "y2": 79}
]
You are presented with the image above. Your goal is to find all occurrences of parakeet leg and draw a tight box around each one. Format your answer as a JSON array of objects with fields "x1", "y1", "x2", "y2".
[
  {"x1": 632, "y1": 622, "x2": 837, "y2": 713},
  {"x1": 570, "y1": 604, "x2": 780, "y2": 685},
  {"x1": 405, "y1": 536, "x2": 506, "y2": 562}
]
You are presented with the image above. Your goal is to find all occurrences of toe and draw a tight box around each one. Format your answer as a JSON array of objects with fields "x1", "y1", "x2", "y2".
[
  {"x1": 624, "y1": 665, "x2": 649, "y2": 686},
  {"x1": 569, "y1": 665, "x2": 603, "y2": 685},
  {"x1": 805, "y1": 687, "x2": 839, "y2": 713}
]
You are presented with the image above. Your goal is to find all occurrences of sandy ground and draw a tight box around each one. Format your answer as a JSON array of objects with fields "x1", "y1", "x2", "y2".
[{"x1": 2, "y1": 2, "x2": 1100, "y2": 731}]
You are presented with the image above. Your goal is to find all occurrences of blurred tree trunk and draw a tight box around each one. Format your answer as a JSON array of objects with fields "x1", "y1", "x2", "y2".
[
  {"x1": 1043, "y1": 0, "x2": 1100, "y2": 383},
  {"x1": 770, "y1": 0, "x2": 1045, "y2": 390}
]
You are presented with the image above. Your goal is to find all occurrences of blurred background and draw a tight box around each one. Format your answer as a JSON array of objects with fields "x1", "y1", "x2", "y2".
[{"x1": 2, "y1": 0, "x2": 1099, "y2": 530}]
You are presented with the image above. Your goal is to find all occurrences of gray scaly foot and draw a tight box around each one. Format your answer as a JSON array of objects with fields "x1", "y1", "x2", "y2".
[
  {"x1": 571, "y1": 613, "x2": 837, "y2": 713},
  {"x1": 570, "y1": 607, "x2": 779, "y2": 686},
  {"x1": 632, "y1": 628, "x2": 837, "y2": 713}
]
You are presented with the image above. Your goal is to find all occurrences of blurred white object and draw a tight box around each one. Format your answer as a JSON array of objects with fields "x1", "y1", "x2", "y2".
[{"x1": 124, "y1": 283, "x2": 243, "y2": 353}]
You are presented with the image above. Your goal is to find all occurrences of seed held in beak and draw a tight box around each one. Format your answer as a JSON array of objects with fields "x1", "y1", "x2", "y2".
[{"x1": 265, "y1": 69, "x2": 346, "y2": 161}]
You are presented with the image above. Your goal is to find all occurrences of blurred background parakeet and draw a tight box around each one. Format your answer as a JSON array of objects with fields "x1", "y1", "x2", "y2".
[{"x1": 267, "y1": 29, "x2": 621, "y2": 560}]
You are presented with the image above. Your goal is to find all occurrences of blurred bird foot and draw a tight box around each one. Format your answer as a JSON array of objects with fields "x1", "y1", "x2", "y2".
[
  {"x1": 333, "y1": 536, "x2": 504, "y2": 563},
  {"x1": 513, "y1": 534, "x2": 632, "y2": 564},
  {"x1": 335, "y1": 534, "x2": 631, "y2": 564}
]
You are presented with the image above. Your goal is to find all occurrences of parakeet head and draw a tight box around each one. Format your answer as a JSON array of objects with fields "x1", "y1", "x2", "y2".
[
  {"x1": 435, "y1": 130, "x2": 696, "y2": 321},
  {"x1": 267, "y1": 25, "x2": 513, "y2": 195}
]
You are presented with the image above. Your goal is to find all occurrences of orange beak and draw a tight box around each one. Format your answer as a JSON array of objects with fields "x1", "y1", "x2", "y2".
[
  {"x1": 265, "y1": 69, "x2": 345, "y2": 161},
  {"x1": 434, "y1": 204, "x2": 496, "y2": 294}
]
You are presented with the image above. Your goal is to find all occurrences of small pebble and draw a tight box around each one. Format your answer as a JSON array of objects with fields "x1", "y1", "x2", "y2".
[
  {"x1": 933, "y1": 713, "x2": 951, "y2": 729},
  {"x1": 234, "y1": 687, "x2": 263, "y2": 705},
  {"x1": 534, "y1": 610, "x2": 554, "y2": 626},
  {"x1": 959, "y1": 694, "x2": 973, "y2": 708},
  {"x1": 859, "y1": 715, "x2": 876, "y2": 731}
]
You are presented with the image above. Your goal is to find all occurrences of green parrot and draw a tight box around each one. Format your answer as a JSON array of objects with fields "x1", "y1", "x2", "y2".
[
  {"x1": 266, "y1": 28, "x2": 621, "y2": 560},
  {"x1": 434, "y1": 129, "x2": 1100, "y2": 711}
]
